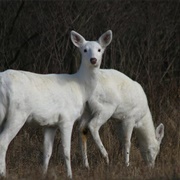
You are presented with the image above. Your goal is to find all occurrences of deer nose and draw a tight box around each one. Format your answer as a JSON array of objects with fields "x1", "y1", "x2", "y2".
[{"x1": 90, "y1": 58, "x2": 97, "y2": 65}]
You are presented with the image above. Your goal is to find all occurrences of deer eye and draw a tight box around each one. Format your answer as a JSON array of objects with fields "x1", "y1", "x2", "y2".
[
  {"x1": 98, "y1": 49, "x2": 101, "y2": 52},
  {"x1": 84, "y1": 49, "x2": 87, "y2": 52}
]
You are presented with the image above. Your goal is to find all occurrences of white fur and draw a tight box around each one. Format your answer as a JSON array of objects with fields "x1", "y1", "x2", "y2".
[
  {"x1": 79, "y1": 69, "x2": 164, "y2": 168},
  {"x1": 0, "y1": 30, "x2": 112, "y2": 178}
]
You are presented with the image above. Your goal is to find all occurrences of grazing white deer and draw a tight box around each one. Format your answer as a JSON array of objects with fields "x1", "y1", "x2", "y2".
[
  {"x1": 0, "y1": 30, "x2": 112, "y2": 178},
  {"x1": 79, "y1": 69, "x2": 164, "y2": 169}
]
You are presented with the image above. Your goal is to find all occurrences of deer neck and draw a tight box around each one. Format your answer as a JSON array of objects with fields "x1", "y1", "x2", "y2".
[
  {"x1": 75, "y1": 61, "x2": 99, "y2": 99},
  {"x1": 136, "y1": 112, "x2": 157, "y2": 151}
]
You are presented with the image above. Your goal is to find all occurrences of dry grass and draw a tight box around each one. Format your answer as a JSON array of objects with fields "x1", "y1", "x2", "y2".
[{"x1": 0, "y1": 0, "x2": 180, "y2": 179}]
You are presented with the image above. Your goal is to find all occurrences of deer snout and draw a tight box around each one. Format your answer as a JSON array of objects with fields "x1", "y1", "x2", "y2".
[{"x1": 90, "y1": 58, "x2": 97, "y2": 65}]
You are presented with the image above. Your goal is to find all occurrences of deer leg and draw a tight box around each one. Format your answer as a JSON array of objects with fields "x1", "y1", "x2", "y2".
[
  {"x1": 59, "y1": 122, "x2": 73, "y2": 179},
  {"x1": 79, "y1": 126, "x2": 89, "y2": 169},
  {"x1": 89, "y1": 121, "x2": 109, "y2": 164},
  {"x1": 0, "y1": 112, "x2": 26, "y2": 177},
  {"x1": 43, "y1": 127, "x2": 57, "y2": 175},
  {"x1": 88, "y1": 110, "x2": 113, "y2": 165},
  {"x1": 121, "y1": 121, "x2": 134, "y2": 167}
]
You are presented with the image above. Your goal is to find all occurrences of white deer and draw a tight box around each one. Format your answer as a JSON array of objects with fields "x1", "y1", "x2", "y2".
[
  {"x1": 79, "y1": 69, "x2": 164, "y2": 168},
  {"x1": 0, "y1": 30, "x2": 112, "y2": 178}
]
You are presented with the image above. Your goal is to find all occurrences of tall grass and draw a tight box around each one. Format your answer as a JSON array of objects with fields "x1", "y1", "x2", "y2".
[{"x1": 0, "y1": 0, "x2": 179, "y2": 179}]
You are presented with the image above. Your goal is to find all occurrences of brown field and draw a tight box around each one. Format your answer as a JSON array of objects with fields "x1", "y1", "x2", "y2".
[{"x1": 0, "y1": 1, "x2": 179, "y2": 179}]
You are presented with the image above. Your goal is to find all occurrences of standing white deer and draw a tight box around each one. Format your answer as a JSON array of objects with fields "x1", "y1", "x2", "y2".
[
  {"x1": 79, "y1": 69, "x2": 164, "y2": 168},
  {"x1": 0, "y1": 30, "x2": 112, "y2": 178}
]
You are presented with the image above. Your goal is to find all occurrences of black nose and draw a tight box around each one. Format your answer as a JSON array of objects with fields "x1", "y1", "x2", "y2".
[{"x1": 90, "y1": 58, "x2": 97, "y2": 65}]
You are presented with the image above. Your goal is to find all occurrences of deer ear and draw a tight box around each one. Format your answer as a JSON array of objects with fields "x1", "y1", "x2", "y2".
[
  {"x1": 155, "y1": 123, "x2": 164, "y2": 144},
  {"x1": 71, "y1": 31, "x2": 86, "y2": 47},
  {"x1": 98, "y1": 30, "x2": 112, "y2": 48}
]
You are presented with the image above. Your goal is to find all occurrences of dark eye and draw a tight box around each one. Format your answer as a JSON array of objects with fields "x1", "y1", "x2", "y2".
[
  {"x1": 84, "y1": 49, "x2": 87, "y2": 52},
  {"x1": 98, "y1": 49, "x2": 101, "y2": 52}
]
